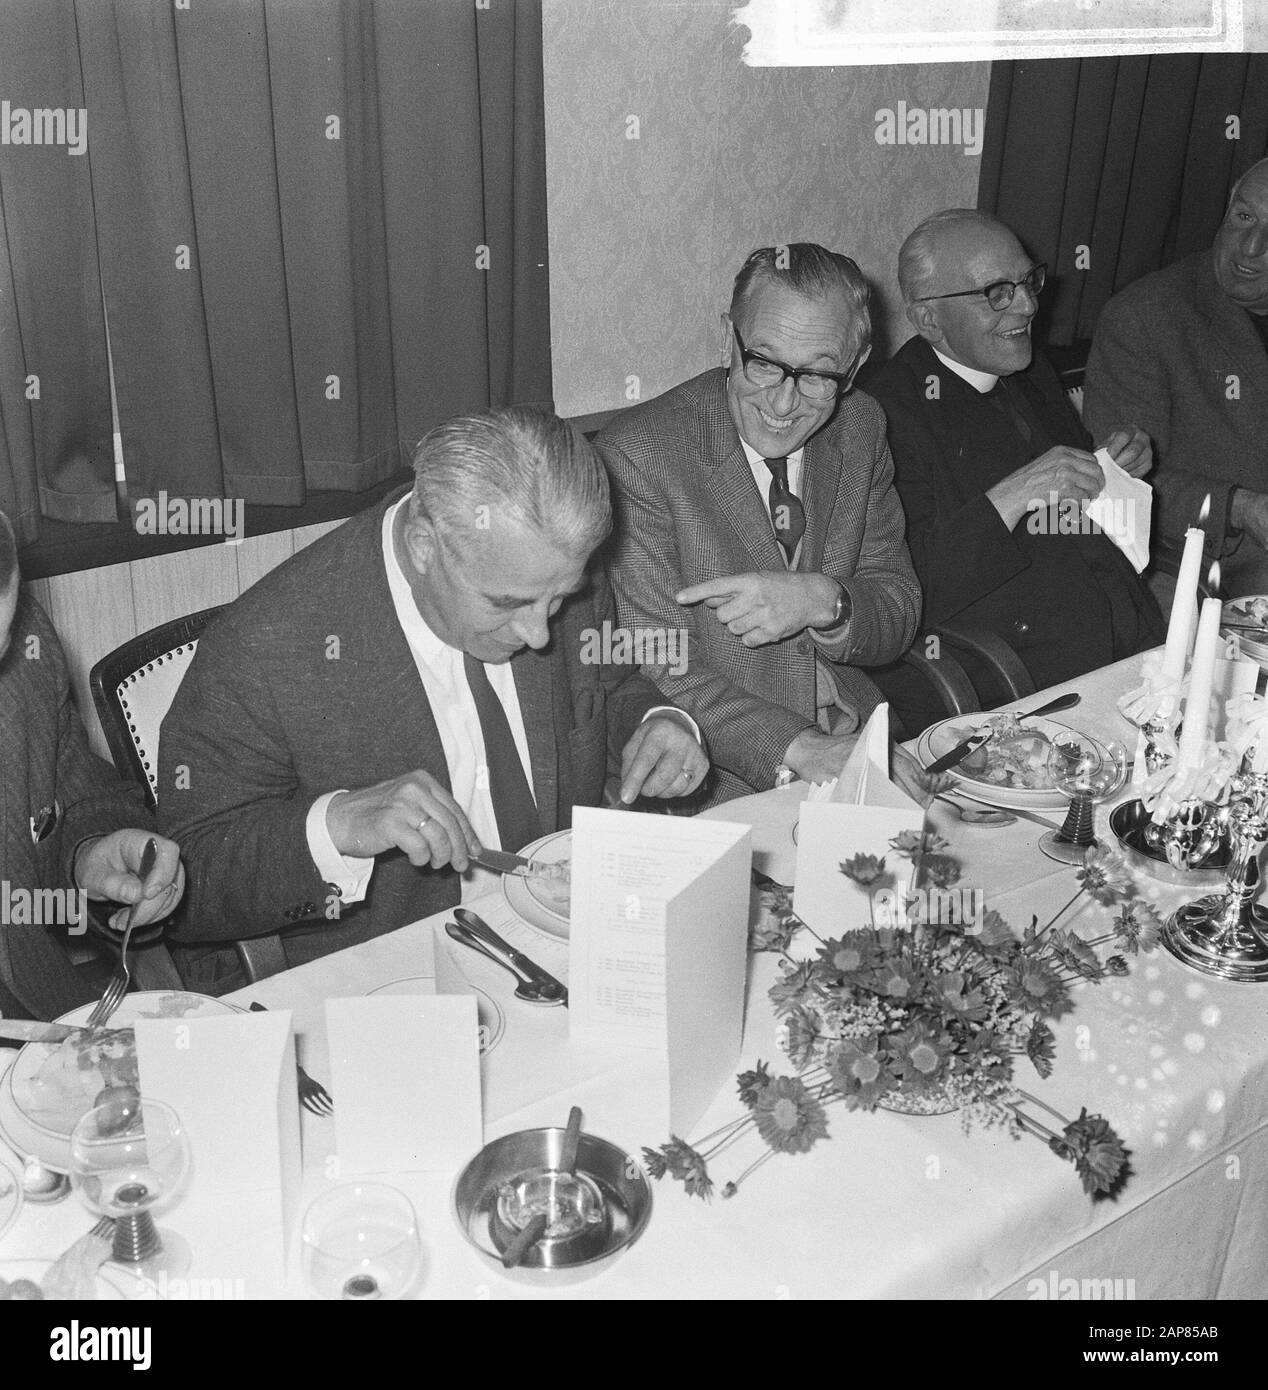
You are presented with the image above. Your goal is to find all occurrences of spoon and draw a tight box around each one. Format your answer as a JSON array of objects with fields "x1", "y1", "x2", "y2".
[{"x1": 443, "y1": 921, "x2": 566, "y2": 1005}]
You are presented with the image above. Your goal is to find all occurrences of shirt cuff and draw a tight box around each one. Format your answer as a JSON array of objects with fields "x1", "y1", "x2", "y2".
[
  {"x1": 643, "y1": 705, "x2": 703, "y2": 746},
  {"x1": 306, "y1": 792, "x2": 374, "y2": 905}
]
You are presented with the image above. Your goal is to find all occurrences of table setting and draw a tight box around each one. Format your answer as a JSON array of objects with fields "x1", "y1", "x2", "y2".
[{"x1": 4, "y1": 575, "x2": 1268, "y2": 1298}]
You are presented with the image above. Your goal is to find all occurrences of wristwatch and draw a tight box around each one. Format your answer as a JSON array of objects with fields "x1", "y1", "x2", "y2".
[{"x1": 822, "y1": 580, "x2": 850, "y2": 630}]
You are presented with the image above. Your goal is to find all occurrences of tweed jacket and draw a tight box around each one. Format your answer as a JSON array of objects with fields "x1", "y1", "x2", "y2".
[
  {"x1": 1084, "y1": 250, "x2": 1268, "y2": 595},
  {"x1": 598, "y1": 368, "x2": 920, "y2": 805},
  {"x1": 0, "y1": 595, "x2": 150, "y2": 1019},
  {"x1": 158, "y1": 490, "x2": 665, "y2": 967}
]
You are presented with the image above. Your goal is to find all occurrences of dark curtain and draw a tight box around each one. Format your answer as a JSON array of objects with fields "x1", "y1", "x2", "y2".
[
  {"x1": 0, "y1": 0, "x2": 551, "y2": 543},
  {"x1": 979, "y1": 53, "x2": 1268, "y2": 348}
]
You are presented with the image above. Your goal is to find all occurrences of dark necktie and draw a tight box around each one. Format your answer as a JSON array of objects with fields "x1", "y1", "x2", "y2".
[
  {"x1": 765, "y1": 456, "x2": 806, "y2": 562},
  {"x1": 463, "y1": 653, "x2": 541, "y2": 853}
]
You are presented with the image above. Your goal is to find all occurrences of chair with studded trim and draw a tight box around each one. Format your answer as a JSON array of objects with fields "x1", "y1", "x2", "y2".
[{"x1": 89, "y1": 607, "x2": 288, "y2": 985}]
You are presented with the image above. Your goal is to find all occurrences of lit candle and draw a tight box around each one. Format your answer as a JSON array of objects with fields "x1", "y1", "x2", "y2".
[
  {"x1": 1177, "y1": 561, "x2": 1222, "y2": 769},
  {"x1": 1159, "y1": 494, "x2": 1210, "y2": 687}
]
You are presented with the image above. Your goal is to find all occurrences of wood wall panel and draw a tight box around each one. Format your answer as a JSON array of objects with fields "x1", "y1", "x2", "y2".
[
  {"x1": 31, "y1": 560, "x2": 141, "y2": 761},
  {"x1": 19, "y1": 520, "x2": 349, "y2": 764}
]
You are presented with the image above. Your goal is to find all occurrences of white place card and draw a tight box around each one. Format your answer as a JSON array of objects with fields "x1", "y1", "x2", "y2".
[
  {"x1": 325, "y1": 995, "x2": 481, "y2": 1174},
  {"x1": 793, "y1": 704, "x2": 923, "y2": 944},
  {"x1": 135, "y1": 1011, "x2": 301, "y2": 1292},
  {"x1": 568, "y1": 807, "x2": 751, "y2": 1133}
]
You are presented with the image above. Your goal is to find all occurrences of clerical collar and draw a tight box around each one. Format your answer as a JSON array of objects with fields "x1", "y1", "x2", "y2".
[{"x1": 931, "y1": 345, "x2": 999, "y2": 394}]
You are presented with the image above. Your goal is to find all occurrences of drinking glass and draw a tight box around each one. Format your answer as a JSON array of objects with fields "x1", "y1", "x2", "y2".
[
  {"x1": 1040, "y1": 734, "x2": 1128, "y2": 864},
  {"x1": 301, "y1": 1183, "x2": 422, "y2": 1300},
  {"x1": 68, "y1": 1096, "x2": 191, "y2": 1277}
]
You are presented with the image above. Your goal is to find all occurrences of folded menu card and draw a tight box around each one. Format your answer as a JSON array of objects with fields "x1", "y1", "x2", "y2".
[
  {"x1": 792, "y1": 704, "x2": 923, "y2": 947},
  {"x1": 325, "y1": 995, "x2": 481, "y2": 1174},
  {"x1": 568, "y1": 807, "x2": 751, "y2": 1133},
  {"x1": 135, "y1": 1011, "x2": 301, "y2": 1292}
]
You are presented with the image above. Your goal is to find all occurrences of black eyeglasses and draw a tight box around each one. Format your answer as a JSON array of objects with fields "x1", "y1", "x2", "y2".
[
  {"x1": 729, "y1": 323, "x2": 850, "y2": 401},
  {"x1": 914, "y1": 263, "x2": 1047, "y2": 313}
]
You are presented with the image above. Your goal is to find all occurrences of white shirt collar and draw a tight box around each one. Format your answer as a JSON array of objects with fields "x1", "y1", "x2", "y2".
[
  {"x1": 737, "y1": 436, "x2": 804, "y2": 470},
  {"x1": 382, "y1": 495, "x2": 449, "y2": 662},
  {"x1": 931, "y1": 345, "x2": 999, "y2": 394}
]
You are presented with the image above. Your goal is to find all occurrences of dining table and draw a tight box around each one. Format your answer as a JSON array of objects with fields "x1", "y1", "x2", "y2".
[{"x1": 3, "y1": 650, "x2": 1268, "y2": 1300}]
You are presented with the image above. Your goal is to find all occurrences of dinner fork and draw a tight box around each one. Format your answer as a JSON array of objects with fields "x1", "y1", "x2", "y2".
[
  {"x1": 85, "y1": 838, "x2": 158, "y2": 1029},
  {"x1": 40, "y1": 1217, "x2": 114, "y2": 1300},
  {"x1": 248, "y1": 1003, "x2": 333, "y2": 1116}
]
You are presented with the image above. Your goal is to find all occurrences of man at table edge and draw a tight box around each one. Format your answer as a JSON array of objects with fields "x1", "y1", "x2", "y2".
[
  {"x1": 158, "y1": 407, "x2": 708, "y2": 978},
  {"x1": 1084, "y1": 157, "x2": 1268, "y2": 601},
  {"x1": 0, "y1": 509, "x2": 185, "y2": 1020}
]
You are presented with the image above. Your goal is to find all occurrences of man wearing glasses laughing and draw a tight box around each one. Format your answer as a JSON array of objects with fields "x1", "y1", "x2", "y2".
[
  {"x1": 866, "y1": 209, "x2": 1163, "y2": 736},
  {"x1": 599, "y1": 243, "x2": 921, "y2": 806}
]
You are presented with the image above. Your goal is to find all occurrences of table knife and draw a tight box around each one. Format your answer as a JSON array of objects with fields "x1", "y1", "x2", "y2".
[
  {"x1": 452, "y1": 907, "x2": 567, "y2": 1004},
  {"x1": 470, "y1": 847, "x2": 534, "y2": 876},
  {"x1": 923, "y1": 691, "x2": 1082, "y2": 775}
]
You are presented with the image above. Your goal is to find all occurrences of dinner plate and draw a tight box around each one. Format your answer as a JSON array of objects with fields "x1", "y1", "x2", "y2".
[
  {"x1": 0, "y1": 991, "x2": 238, "y2": 1174},
  {"x1": 916, "y1": 714, "x2": 1076, "y2": 810},
  {"x1": 1221, "y1": 595, "x2": 1268, "y2": 671},
  {"x1": 367, "y1": 977, "x2": 506, "y2": 1056},
  {"x1": 0, "y1": 1151, "x2": 21, "y2": 1245},
  {"x1": 500, "y1": 829, "x2": 571, "y2": 939},
  {"x1": 0, "y1": 1257, "x2": 137, "y2": 1300}
]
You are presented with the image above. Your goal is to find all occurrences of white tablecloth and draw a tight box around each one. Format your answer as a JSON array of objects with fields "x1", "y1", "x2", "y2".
[{"x1": 4, "y1": 653, "x2": 1267, "y2": 1299}]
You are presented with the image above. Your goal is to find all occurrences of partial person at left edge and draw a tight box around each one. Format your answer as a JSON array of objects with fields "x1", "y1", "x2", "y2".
[
  {"x1": 0, "y1": 510, "x2": 184, "y2": 1022},
  {"x1": 157, "y1": 407, "x2": 708, "y2": 982}
]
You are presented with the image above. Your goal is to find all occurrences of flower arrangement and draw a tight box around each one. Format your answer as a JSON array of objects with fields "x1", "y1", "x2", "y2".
[{"x1": 645, "y1": 828, "x2": 1158, "y2": 1202}]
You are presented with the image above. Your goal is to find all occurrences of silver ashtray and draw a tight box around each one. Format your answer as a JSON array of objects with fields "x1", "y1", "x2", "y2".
[
  {"x1": 453, "y1": 1126, "x2": 652, "y2": 1284},
  {"x1": 1110, "y1": 799, "x2": 1229, "y2": 888}
]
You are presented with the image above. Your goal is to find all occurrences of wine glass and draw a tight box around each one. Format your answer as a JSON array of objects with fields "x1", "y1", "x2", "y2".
[
  {"x1": 1040, "y1": 734, "x2": 1129, "y2": 865},
  {"x1": 301, "y1": 1183, "x2": 423, "y2": 1300},
  {"x1": 68, "y1": 1096, "x2": 191, "y2": 1278}
]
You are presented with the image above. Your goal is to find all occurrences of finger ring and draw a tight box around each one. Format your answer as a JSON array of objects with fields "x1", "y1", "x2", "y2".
[
  {"x1": 418, "y1": 817, "x2": 431, "y2": 832},
  {"x1": 679, "y1": 768, "x2": 692, "y2": 781}
]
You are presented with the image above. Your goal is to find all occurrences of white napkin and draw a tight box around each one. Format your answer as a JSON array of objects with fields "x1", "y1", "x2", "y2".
[{"x1": 1084, "y1": 447, "x2": 1152, "y2": 573}]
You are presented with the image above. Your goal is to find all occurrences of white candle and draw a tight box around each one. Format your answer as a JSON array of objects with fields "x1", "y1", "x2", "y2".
[
  {"x1": 1177, "y1": 587, "x2": 1222, "y2": 768},
  {"x1": 1160, "y1": 520, "x2": 1206, "y2": 685}
]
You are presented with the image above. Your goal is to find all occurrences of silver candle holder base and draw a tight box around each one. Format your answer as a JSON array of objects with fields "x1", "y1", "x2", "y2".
[{"x1": 1162, "y1": 767, "x2": 1268, "y2": 982}]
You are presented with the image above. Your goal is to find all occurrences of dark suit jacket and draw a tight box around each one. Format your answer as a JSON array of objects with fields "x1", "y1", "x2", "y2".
[
  {"x1": 1085, "y1": 249, "x2": 1268, "y2": 595},
  {"x1": 157, "y1": 490, "x2": 665, "y2": 967},
  {"x1": 0, "y1": 595, "x2": 150, "y2": 1020},
  {"x1": 597, "y1": 368, "x2": 920, "y2": 805},
  {"x1": 866, "y1": 337, "x2": 1164, "y2": 711}
]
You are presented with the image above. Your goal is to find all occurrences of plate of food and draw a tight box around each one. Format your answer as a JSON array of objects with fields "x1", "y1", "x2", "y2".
[
  {"x1": 0, "y1": 1151, "x2": 21, "y2": 1245},
  {"x1": 0, "y1": 991, "x2": 240, "y2": 1174},
  {"x1": 1221, "y1": 595, "x2": 1268, "y2": 670},
  {"x1": 916, "y1": 712, "x2": 1078, "y2": 810},
  {"x1": 0, "y1": 1258, "x2": 139, "y2": 1301},
  {"x1": 500, "y1": 830, "x2": 571, "y2": 939}
]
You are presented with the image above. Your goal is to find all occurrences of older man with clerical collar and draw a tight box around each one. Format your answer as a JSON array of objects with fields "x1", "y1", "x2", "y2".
[
  {"x1": 1085, "y1": 158, "x2": 1268, "y2": 599},
  {"x1": 0, "y1": 511, "x2": 185, "y2": 1020},
  {"x1": 159, "y1": 408, "x2": 707, "y2": 974},
  {"x1": 598, "y1": 243, "x2": 921, "y2": 804},
  {"x1": 863, "y1": 209, "x2": 1165, "y2": 735}
]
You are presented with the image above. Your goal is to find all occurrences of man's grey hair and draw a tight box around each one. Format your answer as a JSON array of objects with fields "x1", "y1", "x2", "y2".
[
  {"x1": 730, "y1": 243, "x2": 872, "y2": 367},
  {"x1": 0, "y1": 509, "x2": 17, "y2": 593},
  {"x1": 898, "y1": 208, "x2": 1018, "y2": 305},
  {"x1": 1228, "y1": 156, "x2": 1268, "y2": 209},
  {"x1": 408, "y1": 407, "x2": 611, "y2": 555}
]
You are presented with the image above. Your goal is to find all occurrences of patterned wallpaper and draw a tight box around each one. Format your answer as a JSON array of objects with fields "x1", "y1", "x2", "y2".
[{"x1": 542, "y1": 0, "x2": 991, "y2": 416}]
